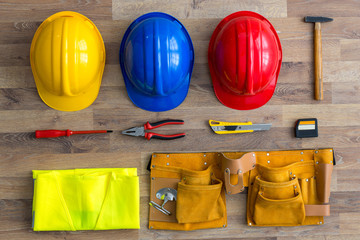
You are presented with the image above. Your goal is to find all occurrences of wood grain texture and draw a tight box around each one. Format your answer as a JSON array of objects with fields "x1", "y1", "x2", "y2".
[
  {"x1": 1, "y1": 0, "x2": 360, "y2": 239},
  {"x1": 341, "y1": 39, "x2": 360, "y2": 61},
  {"x1": 340, "y1": 212, "x2": 360, "y2": 234},
  {"x1": 112, "y1": 0, "x2": 287, "y2": 20},
  {"x1": 0, "y1": 0, "x2": 113, "y2": 22},
  {"x1": 287, "y1": 0, "x2": 360, "y2": 18}
]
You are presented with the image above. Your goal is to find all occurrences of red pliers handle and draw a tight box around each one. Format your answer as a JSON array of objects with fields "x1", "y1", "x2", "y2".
[
  {"x1": 144, "y1": 132, "x2": 185, "y2": 140},
  {"x1": 144, "y1": 120, "x2": 185, "y2": 140}
]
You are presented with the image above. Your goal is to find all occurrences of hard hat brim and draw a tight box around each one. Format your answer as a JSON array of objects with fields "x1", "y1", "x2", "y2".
[
  {"x1": 212, "y1": 78, "x2": 277, "y2": 110},
  {"x1": 123, "y1": 75, "x2": 190, "y2": 112},
  {"x1": 35, "y1": 75, "x2": 102, "y2": 112}
]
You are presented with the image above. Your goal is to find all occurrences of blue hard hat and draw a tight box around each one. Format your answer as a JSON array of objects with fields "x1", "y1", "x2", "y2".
[{"x1": 119, "y1": 12, "x2": 194, "y2": 112}]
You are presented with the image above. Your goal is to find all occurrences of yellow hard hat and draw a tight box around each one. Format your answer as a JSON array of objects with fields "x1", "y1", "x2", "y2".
[{"x1": 30, "y1": 11, "x2": 105, "y2": 111}]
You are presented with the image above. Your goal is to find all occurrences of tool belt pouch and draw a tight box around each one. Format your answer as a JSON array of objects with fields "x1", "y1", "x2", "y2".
[
  {"x1": 250, "y1": 177, "x2": 306, "y2": 226},
  {"x1": 220, "y1": 149, "x2": 334, "y2": 226},
  {"x1": 176, "y1": 176, "x2": 224, "y2": 224},
  {"x1": 149, "y1": 153, "x2": 227, "y2": 231}
]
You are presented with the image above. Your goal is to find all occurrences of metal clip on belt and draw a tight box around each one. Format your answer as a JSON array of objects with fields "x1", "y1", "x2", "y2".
[{"x1": 221, "y1": 152, "x2": 256, "y2": 194}]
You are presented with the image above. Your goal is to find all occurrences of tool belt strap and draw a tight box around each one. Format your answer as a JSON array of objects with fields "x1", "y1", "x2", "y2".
[
  {"x1": 221, "y1": 152, "x2": 256, "y2": 194},
  {"x1": 305, "y1": 204, "x2": 330, "y2": 216}
]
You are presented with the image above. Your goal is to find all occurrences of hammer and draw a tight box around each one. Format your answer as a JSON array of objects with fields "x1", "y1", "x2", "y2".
[{"x1": 305, "y1": 16, "x2": 333, "y2": 100}]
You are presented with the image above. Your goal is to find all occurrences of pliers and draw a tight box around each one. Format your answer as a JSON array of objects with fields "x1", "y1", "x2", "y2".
[{"x1": 122, "y1": 120, "x2": 185, "y2": 140}]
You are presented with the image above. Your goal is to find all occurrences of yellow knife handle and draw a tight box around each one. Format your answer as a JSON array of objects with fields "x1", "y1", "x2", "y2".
[{"x1": 209, "y1": 120, "x2": 253, "y2": 134}]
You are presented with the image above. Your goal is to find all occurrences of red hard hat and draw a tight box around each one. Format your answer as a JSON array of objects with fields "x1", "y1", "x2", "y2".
[{"x1": 208, "y1": 11, "x2": 282, "y2": 110}]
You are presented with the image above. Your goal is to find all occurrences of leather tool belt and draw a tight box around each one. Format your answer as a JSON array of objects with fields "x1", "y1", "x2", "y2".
[{"x1": 149, "y1": 148, "x2": 334, "y2": 230}]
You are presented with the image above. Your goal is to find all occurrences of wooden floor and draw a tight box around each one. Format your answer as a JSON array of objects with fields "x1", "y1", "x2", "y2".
[{"x1": 1, "y1": 0, "x2": 360, "y2": 239}]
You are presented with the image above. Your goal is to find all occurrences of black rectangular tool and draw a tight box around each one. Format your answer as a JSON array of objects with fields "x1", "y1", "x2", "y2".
[{"x1": 295, "y1": 118, "x2": 318, "y2": 138}]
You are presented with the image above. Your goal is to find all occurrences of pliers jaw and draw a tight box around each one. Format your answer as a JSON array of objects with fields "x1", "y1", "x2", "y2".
[{"x1": 121, "y1": 127, "x2": 145, "y2": 137}]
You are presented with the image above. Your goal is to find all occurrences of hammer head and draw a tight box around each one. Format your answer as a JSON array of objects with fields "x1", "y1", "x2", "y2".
[{"x1": 305, "y1": 16, "x2": 333, "y2": 23}]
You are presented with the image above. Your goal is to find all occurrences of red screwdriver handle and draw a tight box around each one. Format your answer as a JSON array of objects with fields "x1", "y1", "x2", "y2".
[
  {"x1": 144, "y1": 120, "x2": 184, "y2": 130},
  {"x1": 144, "y1": 132, "x2": 185, "y2": 140},
  {"x1": 35, "y1": 130, "x2": 72, "y2": 138}
]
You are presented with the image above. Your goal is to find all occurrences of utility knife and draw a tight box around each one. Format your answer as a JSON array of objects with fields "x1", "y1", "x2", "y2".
[{"x1": 209, "y1": 120, "x2": 272, "y2": 134}]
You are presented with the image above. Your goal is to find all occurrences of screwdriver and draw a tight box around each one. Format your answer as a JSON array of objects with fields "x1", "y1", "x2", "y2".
[{"x1": 35, "y1": 129, "x2": 113, "y2": 138}]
